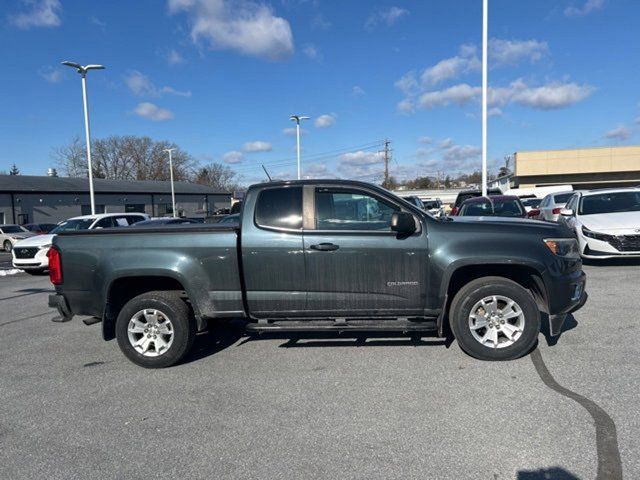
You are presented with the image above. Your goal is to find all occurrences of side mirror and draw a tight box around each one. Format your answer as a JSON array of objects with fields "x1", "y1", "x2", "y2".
[
  {"x1": 391, "y1": 212, "x2": 416, "y2": 235},
  {"x1": 560, "y1": 208, "x2": 574, "y2": 217}
]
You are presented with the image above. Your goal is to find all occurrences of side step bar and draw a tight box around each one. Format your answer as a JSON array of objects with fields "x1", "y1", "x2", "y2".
[{"x1": 246, "y1": 318, "x2": 438, "y2": 333}]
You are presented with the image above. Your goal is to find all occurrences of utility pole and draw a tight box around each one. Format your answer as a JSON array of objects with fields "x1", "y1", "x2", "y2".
[{"x1": 383, "y1": 139, "x2": 391, "y2": 188}]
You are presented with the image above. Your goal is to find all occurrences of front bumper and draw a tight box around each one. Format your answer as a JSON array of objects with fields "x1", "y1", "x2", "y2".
[
  {"x1": 48, "y1": 293, "x2": 74, "y2": 323},
  {"x1": 544, "y1": 267, "x2": 587, "y2": 336},
  {"x1": 581, "y1": 235, "x2": 640, "y2": 259}
]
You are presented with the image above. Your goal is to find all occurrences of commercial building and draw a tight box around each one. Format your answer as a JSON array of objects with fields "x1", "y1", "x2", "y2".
[
  {"x1": 514, "y1": 146, "x2": 640, "y2": 189},
  {"x1": 0, "y1": 175, "x2": 231, "y2": 225}
]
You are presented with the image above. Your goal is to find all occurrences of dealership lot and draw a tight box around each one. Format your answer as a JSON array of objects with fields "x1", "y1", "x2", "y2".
[{"x1": 0, "y1": 261, "x2": 638, "y2": 479}]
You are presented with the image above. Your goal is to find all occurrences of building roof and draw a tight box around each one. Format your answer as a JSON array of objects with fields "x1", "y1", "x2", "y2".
[{"x1": 0, "y1": 175, "x2": 229, "y2": 195}]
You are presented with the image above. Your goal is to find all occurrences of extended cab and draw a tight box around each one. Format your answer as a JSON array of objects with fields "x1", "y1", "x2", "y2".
[{"x1": 48, "y1": 180, "x2": 587, "y2": 368}]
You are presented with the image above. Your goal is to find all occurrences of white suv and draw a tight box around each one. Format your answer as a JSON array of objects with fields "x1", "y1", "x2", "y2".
[
  {"x1": 12, "y1": 212, "x2": 149, "y2": 274},
  {"x1": 560, "y1": 188, "x2": 640, "y2": 259}
]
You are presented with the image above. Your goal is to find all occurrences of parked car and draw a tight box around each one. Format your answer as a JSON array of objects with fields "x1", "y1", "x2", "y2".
[
  {"x1": 12, "y1": 212, "x2": 149, "y2": 274},
  {"x1": 537, "y1": 191, "x2": 575, "y2": 222},
  {"x1": 450, "y1": 188, "x2": 503, "y2": 215},
  {"x1": 401, "y1": 195, "x2": 425, "y2": 210},
  {"x1": 422, "y1": 198, "x2": 444, "y2": 216},
  {"x1": 133, "y1": 218, "x2": 201, "y2": 227},
  {"x1": 559, "y1": 188, "x2": 640, "y2": 259},
  {"x1": 521, "y1": 198, "x2": 542, "y2": 213},
  {"x1": 0, "y1": 224, "x2": 35, "y2": 252},
  {"x1": 24, "y1": 223, "x2": 58, "y2": 234},
  {"x1": 457, "y1": 195, "x2": 534, "y2": 218},
  {"x1": 49, "y1": 179, "x2": 586, "y2": 368},
  {"x1": 215, "y1": 213, "x2": 240, "y2": 225}
]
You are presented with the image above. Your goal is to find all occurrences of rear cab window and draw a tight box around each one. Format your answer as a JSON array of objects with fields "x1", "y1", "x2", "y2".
[{"x1": 255, "y1": 187, "x2": 303, "y2": 230}]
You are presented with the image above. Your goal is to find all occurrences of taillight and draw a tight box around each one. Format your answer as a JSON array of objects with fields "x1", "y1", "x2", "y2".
[
  {"x1": 48, "y1": 247, "x2": 63, "y2": 285},
  {"x1": 552, "y1": 207, "x2": 562, "y2": 214},
  {"x1": 450, "y1": 207, "x2": 459, "y2": 216}
]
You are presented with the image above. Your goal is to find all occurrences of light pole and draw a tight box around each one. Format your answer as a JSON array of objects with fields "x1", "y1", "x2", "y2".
[
  {"x1": 481, "y1": 0, "x2": 488, "y2": 196},
  {"x1": 163, "y1": 148, "x2": 177, "y2": 217},
  {"x1": 289, "y1": 114, "x2": 310, "y2": 180},
  {"x1": 61, "y1": 61, "x2": 105, "y2": 215}
]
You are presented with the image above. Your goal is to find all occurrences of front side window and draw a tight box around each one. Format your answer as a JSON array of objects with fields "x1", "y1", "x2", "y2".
[
  {"x1": 50, "y1": 218, "x2": 94, "y2": 233},
  {"x1": 255, "y1": 187, "x2": 303, "y2": 230},
  {"x1": 315, "y1": 188, "x2": 399, "y2": 231}
]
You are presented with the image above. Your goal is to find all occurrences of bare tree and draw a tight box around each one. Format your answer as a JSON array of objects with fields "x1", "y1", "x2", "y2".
[
  {"x1": 194, "y1": 163, "x2": 240, "y2": 192},
  {"x1": 52, "y1": 135, "x2": 197, "y2": 181}
]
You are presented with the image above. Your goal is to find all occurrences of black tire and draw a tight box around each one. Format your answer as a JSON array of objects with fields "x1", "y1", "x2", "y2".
[
  {"x1": 115, "y1": 291, "x2": 196, "y2": 368},
  {"x1": 24, "y1": 269, "x2": 47, "y2": 275},
  {"x1": 449, "y1": 276, "x2": 540, "y2": 361},
  {"x1": 3, "y1": 240, "x2": 12, "y2": 252}
]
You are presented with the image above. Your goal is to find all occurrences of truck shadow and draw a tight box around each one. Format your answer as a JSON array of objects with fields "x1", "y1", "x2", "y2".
[
  {"x1": 182, "y1": 324, "x2": 245, "y2": 364},
  {"x1": 270, "y1": 331, "x2": 451, "y2": 349},
  {"x1": 517, "y1": 466, "x2": 580, "y2": 479},
  {"x1": 540, "y1": 313, "x2": 578, "y2": 347}
]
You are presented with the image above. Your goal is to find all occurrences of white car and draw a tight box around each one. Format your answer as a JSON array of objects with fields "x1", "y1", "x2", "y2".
[
  {"x1": 12, "y1": 212, "x2": 149, "y2": 273},
  {"x1": 560, "y1": 188, "x2": 640, "y2": 259},
  {"x1": 537, "y1": 191, "x2": 575, "y2": 222},
  {"x1": 0, "y1": 224, "x2": 35, "y2": 252}
]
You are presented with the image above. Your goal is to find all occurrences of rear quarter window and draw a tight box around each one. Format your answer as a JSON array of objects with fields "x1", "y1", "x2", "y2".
[{"x1": 255, "y1": 187, "x2": 303, "y2": 230}]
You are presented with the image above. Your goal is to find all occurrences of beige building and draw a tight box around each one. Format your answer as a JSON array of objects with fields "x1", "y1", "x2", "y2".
[{"x1": 514, "y1": 146, "x2": 640, "y2": 189}]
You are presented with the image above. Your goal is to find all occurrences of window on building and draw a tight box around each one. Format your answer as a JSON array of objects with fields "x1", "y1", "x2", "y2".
[
  {"x1": 157, "y1": 203, "x2": 174, "y2": 216},
  {"x1": 0, "y1": 213, "x2": 5, "y2": 224},
  {"x1": 125, "y1": 204, "x2": 145, "y2": 213},
  {"x1": 17, "y1": 213, "x2": 29, "y2": 225},
  {"x1": 81, "y1": 204, "x2": 105, "y2": 216},
  {"x1": 255, "y1": 187, "x2": 302, "y2": 230}
]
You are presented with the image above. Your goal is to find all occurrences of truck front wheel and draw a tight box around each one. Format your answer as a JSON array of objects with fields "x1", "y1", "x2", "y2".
[
  {"x1": 449, "y1": 277, "x2": 540, "y2": 361},
  {"x1": 115, "y1": 291, "x2": 196, "y2": 368}
]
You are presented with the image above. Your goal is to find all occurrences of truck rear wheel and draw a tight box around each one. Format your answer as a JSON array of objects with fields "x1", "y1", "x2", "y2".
[
  {"x1": 115, "y1": 291, "x2": 195, "y2": 368},
  {"x1": 449, "y1": 277, "x2": 540, "y2": 361}
]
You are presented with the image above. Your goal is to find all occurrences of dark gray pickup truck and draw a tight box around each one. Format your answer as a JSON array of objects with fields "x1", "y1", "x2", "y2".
[{"x1": 49, "y1": 180, "x2": 586, "y2": 368}]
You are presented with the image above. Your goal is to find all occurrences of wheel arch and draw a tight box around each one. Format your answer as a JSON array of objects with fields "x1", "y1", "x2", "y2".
[{"x1": 102, "y1": 274, "x2": 204, "y2": 341}]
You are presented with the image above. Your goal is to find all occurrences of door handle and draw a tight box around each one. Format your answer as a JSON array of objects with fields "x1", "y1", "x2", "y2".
[{"x1": 310, "y1": 243, "x2": 339, "y2": 251}]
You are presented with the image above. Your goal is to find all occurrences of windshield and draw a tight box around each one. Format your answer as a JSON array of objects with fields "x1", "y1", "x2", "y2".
[
  {"x1": 1, "y1": 225, "x2": 28, "y2": 234},
  {"x1": 554, "y1": 192, "x2": 574, "y2": 203},
  {"x1": 50, "y1": 218, "x2": 95, "y2": 233},
  {"x1": 579, "y1": 191, "x2": 640, "y2": 215},
  {"x1": 461, "y1": 199, "x2": 524, "y2": 217}
]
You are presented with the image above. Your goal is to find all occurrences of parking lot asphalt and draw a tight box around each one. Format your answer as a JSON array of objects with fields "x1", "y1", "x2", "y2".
[
  {"x1": 0, "y1": 251, "x2": 13, "y2": 269},
  {"x1": 0, "y1": 263, "x2": 638, "y2": 480}
]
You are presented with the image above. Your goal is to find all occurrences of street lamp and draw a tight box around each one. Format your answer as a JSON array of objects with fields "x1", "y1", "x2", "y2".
[
  {"x1": 289, "y1": 114, "x2": 310, "y2": 180},
  {"x1": 163, "y1": 148, "x2": 177, "y2": 218},
  {"x1": 61, "y1": 61, "x2": 105, "y2": 215}
]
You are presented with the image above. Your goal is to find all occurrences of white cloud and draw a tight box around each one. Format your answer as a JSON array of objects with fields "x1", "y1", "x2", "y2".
[
  {"x1": 442, "y1": 144, "x2": 481, "y2": 162},
  {"x1": 419, "y1": 84, "x2": 481, "y2": 109},
  {"x1": 352, "y1": 85, "x2": 366, "y2": 97},
  {"x1": 420, "y1": 44, "x2": 480, "y2": 86},
  {"x1": 418, "y1": 136, "x2": 432, "y2": 144},
  {"x1": 124, "y1": 70, "x2": 191, "y2": 97},
  {"x1": 489, "y1": 39, "x2": 548, "y2": 66},
  {"x1": 439, "y1": 138, "x2": 454, "y2": 148},
  {"x1": 340, "y1": 151, "x2": 384, "y2": 166},
  {"x1": 397, "y1": 99, "x2": 414, "y2": 113},
  {"x1": 365, "y1": 6, "x2": 409, "y2": 29},
  {"x1": 39, "y1": 66, "x2": 62, "y2": 83},
  {"x1": 242, "y1": 141, "x2": 272, "y2": 152},
  {"x1": 133, "y1": 103, "x2": 174, "y2": 121},
  {"x1": 311, "y1": 13, "x2": 331, "y2": 30},
  {"x1": 9, "y1": 0, "x2": 61, "y2": 29},
  {"x1": 314, "y1": 114, "x2": 336, "y2": 128},
  {"x1": 394, "y1": 71, "x2": 419, "y2": 96},
  {"x1": 302, "y1": 163, "x2": 331, "y2": 178},
  {"x1": 166, "y1": 49, "x2": 186, "y2": 65},
  {"x1": 303, "y1": 43, "x2": 320, "y2": 60},
  {"x1": 565, "y1": 0, "x2": 604, "y2": 17},
  {"x1": 489, "y1": 79, "x2": 594, "y2": 110},
  {"x1": 223, "y1": 150, "x2": 244, "y2": 163},
  {"x1": 488, "y1": 107, "x2": 503, "y2": 117},
  {"x1": 604, "y1": 125, "x2": 631, "y2": 141},
  {"x1": 168, "y1": 0, "x2": 294, "y2": 61}
]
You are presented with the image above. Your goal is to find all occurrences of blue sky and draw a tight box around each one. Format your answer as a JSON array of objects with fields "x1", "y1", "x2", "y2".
[{"x1": 1, "y1": 0, "x2": 639, "y2": 184}]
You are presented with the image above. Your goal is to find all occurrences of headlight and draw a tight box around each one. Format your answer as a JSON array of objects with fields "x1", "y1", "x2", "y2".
[
  {"x1": 581, "y1": 226, "x2": 612, "y2": 241},
  {"x1": 544, "y1": 238, "x2": 580, "y2": 258}
]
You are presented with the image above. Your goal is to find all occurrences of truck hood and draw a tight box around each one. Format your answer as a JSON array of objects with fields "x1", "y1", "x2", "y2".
[
  {"x1": 580, "y1": 211, "x2": 640, "y2": 234},
  {"x1": 13, "y1": 234, "x2": 55, "y2": 247},
  {"x1": 449, "y1": 215, "x2": 571, "y2": 235}
]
